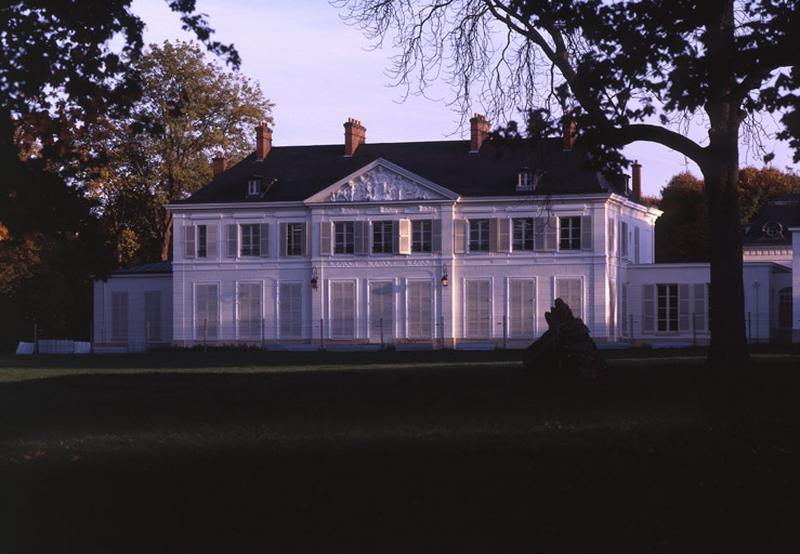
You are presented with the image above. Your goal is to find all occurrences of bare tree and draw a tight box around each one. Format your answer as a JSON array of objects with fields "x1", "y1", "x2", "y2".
[{"x1": 335, "y1": 0, "x2": 800, "y2": 370}]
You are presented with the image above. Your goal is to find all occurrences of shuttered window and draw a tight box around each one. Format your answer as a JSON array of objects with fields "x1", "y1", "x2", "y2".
[
  {"x1": 492, "y1": 218, "x2": 510, "y2": 252},
  {"x1": 237, "y1": 283, "x2": 262, "y2": 340},
  {"x1": 240, "y1": 224, "x2": 260, "y2": 256},
  {"x1": 512, "y1": 218, "x2": 534, "y2": 251},
  {"x1": 279, "y1": 282, "x2": 303, "y2": 338},
  {"x1": 508, "y1": 279, "x2": 535, "y2": 337},
  {"x1": 319, "y1": 221, "x2": 333, "y2": 256},
  {"x1": 369, "y1": 281, "x2": 394, "y2": 340},
  {"x1": 397, "y1": 219, "x2": 411, "y2": 254},
  {"x1": 372, "y1": 221, "x2": 394, "y2": 253},
  {"x1": 330, "y1": 281, "x2": 356, "y2": 338},
  {"x1": 469, "y1": 219, "x2": 491, "y2": 252},
  {"x1": 335, "y1": 222, "x2": 355, "y2": 254},
  {"x1": 407, "y1": 281, "x2": 433, "y2": 338},
  {"x1": 693, "y1": 284, "x2": 707, "y2": 331},
  {"x1": 466, "y1": 280, "x2": 491, "y2": 337},
  {"x1": 226, "y1": 224, "x2": 237, "y2": 258},
  {"x1": 534, "y1": 217, "x2": 557, "y2": 251},
  {"x1": 144, "y1": 291, "x2": 162, "y2": 342},
  {"x1": 556, "y1": 278, "x2": 582, "y2": 320},
  {"x1": 195, "y1": 284, "x2": 219, "y2": 339},
  {"x1": 411, "y1": 220, "x2": 432, "y2": 252},
  {"x1": 453, "y1": 219, "x2": 466, "y2": 254},
  {"x1": 111, "y1": 292, "x2": 128, "y2": 342}
]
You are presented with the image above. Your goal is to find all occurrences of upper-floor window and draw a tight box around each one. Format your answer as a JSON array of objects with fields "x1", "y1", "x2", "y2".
[
  {"x1": 469, "y1": 219, "x2": 491, "y2": 252},
  {"x1": 197, "y1": 225, "x2": 208, "y2": 257},
  {"x1": 372, "y1": 221, "x2": 394, "y2": 254},
  {"x1": 559, "y1": 217, "x2": 582, "y2": 250},
  {"x1": 286, "y1": 223, "x2": 305, "y2": 256},
  {"x1": 412, "y1": 220, "x2": 432, "y2": 253},
  {"x1": 240, "y1": 224, "x2": 261, "y2": 256},
  {"x1": 335, "y1": 221, "x2": 355, "y2": 254},
  {"x1": 512, "y1": 218, "x2": 534, "y2": 251},
  {"x1": 517, "y1": 171, "x2": 533, "y2": 192}
]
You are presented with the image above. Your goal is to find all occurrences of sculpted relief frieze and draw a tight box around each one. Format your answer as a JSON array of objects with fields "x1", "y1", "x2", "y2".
[{"x1": 329, "y1": 166, "x2": 439, "y2": 202}]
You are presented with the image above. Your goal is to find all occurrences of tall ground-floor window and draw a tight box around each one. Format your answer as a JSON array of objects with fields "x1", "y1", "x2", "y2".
[
  {"x1": 369, "y1": 281, "x2": 394, "y2": 341},
  {"x1": 111, "y1": 292, "x2": 128, "y2": 342},
  {"x1": 465, "y1": 280, "x2": 491, "y2": 337},
  {"x1": 195, "y1": 284, "x2": 219, "y2": 339},
  {"x1": 407, "y1": 281, "x2": 432, "y2": 339},
  {"x1": 237, "y1": 283, "x2": 262, "y2": 340},
  {"x1": 657, "y1": 284, "x2": 678, "y2": 332},
  {"x1": 144, "y1": 291, "x2": 162, "y2": 342},
  {"x1": 330, "y1": 281, "x2": 355, "y2": 338},
  {"x1": 779, "y1": 288, "x2": 793, "y2": 329},
  {"x1": 279, "y1": 282, "x2": 303, "y2": 338},
  {"x1": 508, "y1": 279, "x2": 535, "y2": 337},
  {"x1": 556, "y1": 278, "x2": 583, "y2": 320}
]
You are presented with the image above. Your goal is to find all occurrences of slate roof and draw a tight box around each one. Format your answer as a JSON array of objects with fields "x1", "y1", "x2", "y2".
[
  {"x1": 743, "y1": 194, "x2": 800, "y2": 247},
  {"x1": 113, "y1": 261, "x2": 173, "y2": 275},
  {"x1": 179, "y1": 138, "x2": 629, "y2": 205}
]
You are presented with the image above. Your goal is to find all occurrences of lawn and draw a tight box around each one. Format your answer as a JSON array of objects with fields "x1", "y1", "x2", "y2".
[{"x1": 1, "y1": 349, "x2": 799, "y2": 552}]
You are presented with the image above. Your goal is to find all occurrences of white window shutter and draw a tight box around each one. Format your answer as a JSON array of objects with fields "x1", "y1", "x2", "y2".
[
  {"x1": 398, "y1": 219, "x2": 411, "y2": 254},
  {"x1": 643, "y1": 285, "x2": 655, "y2": 333},
  {"x1": 608, "y1": 218, "x2": 615, "y2": 254},
  {"x1": 226, "y1": 224, "x2": 237, "y2": 258},
  {"x1": 581, "y1": 216, "x2": 592, "y2": 250},
  {"x1": 693, "y1": 284, "x2": 706, "y2": 331},
  {"x1": 453, "y1": 219, "x2": 466, "y2": 254},
  {"x1": 259, "y1": 223, "x2": 269, "y2": 257},
  {"x1": 620, "y1": 221, "x2": 628, "y2": 257},
  {"x1": 431, "y1": 219, "x2": 442, "y2": 254},
  {"x1": 320, "y1": 221, "x2": 333, "y2": 256},
  {"x1": 280, "y1": 223, "x2": 288, "y2": 257},
  {"x1": 634, "y1": 227, "x2": 641, "y2": 263},
  {"x1": 498, "y1": 218, "x2": 510, "y2": 252},
  {"x1": 206, "y1": 225, "x2": 218, "y2": 258},
  {"x1": 535, "y1": 217, "x2": 557, "y2": 251},
  {"x1": 678, "y1": 284, "x2": 690, "y2": 332},
  {"x1": 301, "y1": 223, "x2": 309, "y2": 257},
  {"x1": 184, "y1": 225, "x2": 196, "y2": 258}
]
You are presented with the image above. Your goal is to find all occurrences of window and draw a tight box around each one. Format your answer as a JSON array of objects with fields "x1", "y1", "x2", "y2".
[
  {"x1": 334, "y1": 222, "x2": 355, "y2": 254},
  {"x1": 248, "y1": 177, "x2": 261, "y2": 196},
  {"x1": 556, "y1": 278, "x2": 582, "y2": 319},
  {"x1": 111, "y1": 292, "x2": 128, "y2": 342},
  {"x1": 144, "y1": 291, "x2": 162, "y2": 342},
  {"x1": 197, "y1": 225, "x2": 207, "y2": 258},
  {"x1": 779, "y1": 288, "x2": 792, "y2": 329},
  {"x1": 657, "y1": 284, "x2": 678, "y2": 332},
  {"x1": 330, "y1": 281, "x2": 355, "y2": 338},
  {"x1": 240, "y1": 224, "x2": 260, "y2": 256},
  {"x1": 620, "y1": 221, "x2": 628, "y2": 257},
  {"x1": 469, "y1": 219, "x2": 490, "y2": 252},
  {"x1": 517, "y1": 171, "x2": 533, "y2": 191},
  {"x1": 608, "y1": 218, "x2": 615, "y2": 254},
  {"x1": 466, "y1": 280, "x2": 491, "y2": 337},
  {"x1": 508, "y1": 280, "x2": 535, "y2": 337},
  {"x1": 372, "y1": 221, "x2": 394, "y2": 254},
  {"x1": 634, "y1": 227, "x2": 641, "y2": 263},
  {"x1": 412, "y1": 220, "x2": 432, "y2": 253},
  {"x1": 237, "y1": 283, "x2": 262, "y2": 340},
  {"x1": 279, "y1": 282, "x2": 303, "y2": 338},
  {"x1": 369, "y1": 282, "x2": 394, "y2": 341},
  {"x1": 286, "y1": 223, "x2": 305, "y2": 256},
  {"x1": 407, "y1": 281, "x2": 433, "y2": 338},
  {"x1": 559, "y1": 217, "x2": 581, "y2": 250},
  {"x1": 512, "y1": 218, "x2": 534, "y2": 251},
  {"x1": 195, "y1": 284, "x2": 219, "y2": 339},
  {"x1": 621, "y1": 283, "x2": 629, "y2": 335}
]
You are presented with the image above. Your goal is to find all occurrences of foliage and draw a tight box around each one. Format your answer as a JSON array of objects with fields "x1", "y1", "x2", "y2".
[
  {"x1": 84, "y1": 41, "x2": 273, "y2": 264},
  {"x1": 655, "y1": 167, "x2": 800, "y2": 262}
]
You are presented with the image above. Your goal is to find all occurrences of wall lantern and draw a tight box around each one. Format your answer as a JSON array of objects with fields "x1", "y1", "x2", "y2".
[
  {"x1": 310, "y1": 267, "x2": 318, "y2": 290},
  {"x1": 441, "y1": 264, "x2": 449, "y2": 288}
]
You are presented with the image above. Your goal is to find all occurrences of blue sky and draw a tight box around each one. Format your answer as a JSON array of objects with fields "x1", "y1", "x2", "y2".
[{"x1": 132, "y1": 0, "x2": 797, "y2": 197}]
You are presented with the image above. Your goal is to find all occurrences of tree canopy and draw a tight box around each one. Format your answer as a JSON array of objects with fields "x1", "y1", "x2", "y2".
[{"x1": 337, "y1": 0, "x2": 800, "y2": 367}]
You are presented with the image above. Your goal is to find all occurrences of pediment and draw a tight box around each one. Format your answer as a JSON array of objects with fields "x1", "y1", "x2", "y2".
[{"x1": 306, "y1": 158, "x2": 458, "y2": 203}]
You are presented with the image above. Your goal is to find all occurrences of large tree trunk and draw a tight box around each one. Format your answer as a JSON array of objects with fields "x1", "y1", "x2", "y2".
[
  {"x1": 702, "y1": 120, "x2": 749, "y2": 371},
  {"x1": 160, "y1": 210, "x2": 173, "y2": 261}
]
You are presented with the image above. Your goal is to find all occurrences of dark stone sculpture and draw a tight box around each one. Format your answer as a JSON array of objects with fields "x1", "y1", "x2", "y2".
[{"x1": 523, "y1": 298, "x2": 606, "y2": 380}]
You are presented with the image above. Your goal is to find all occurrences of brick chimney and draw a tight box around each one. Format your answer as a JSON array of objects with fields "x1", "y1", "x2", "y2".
[
  {"x1": 562, "y1": 115, "x2": 577, "y2": 151},
  {"x1": 344, "y1": 118, "x2": 366, "y2": 156},
  {"x1": 631, "y1": 160, "x2": 642, "y2": 200},
  {"x1": 256, "y1": 122, "x2": 272, "y2": 161},
  {"x1": 212, "y1": 153, "x2": 227, "y2": 177},
  {"x1": 469, "y1": 113, "x2": 490, "y2": 153}
]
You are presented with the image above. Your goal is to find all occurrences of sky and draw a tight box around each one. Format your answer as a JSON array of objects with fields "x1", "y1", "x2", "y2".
[{"x1": 132, "y1": 0, "x2": 797, "y2": 197}]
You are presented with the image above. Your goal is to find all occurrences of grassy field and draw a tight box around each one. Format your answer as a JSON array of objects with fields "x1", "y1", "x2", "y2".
[{"x1": 1, "y1": 349, "x2": 799, "y2": 552}]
